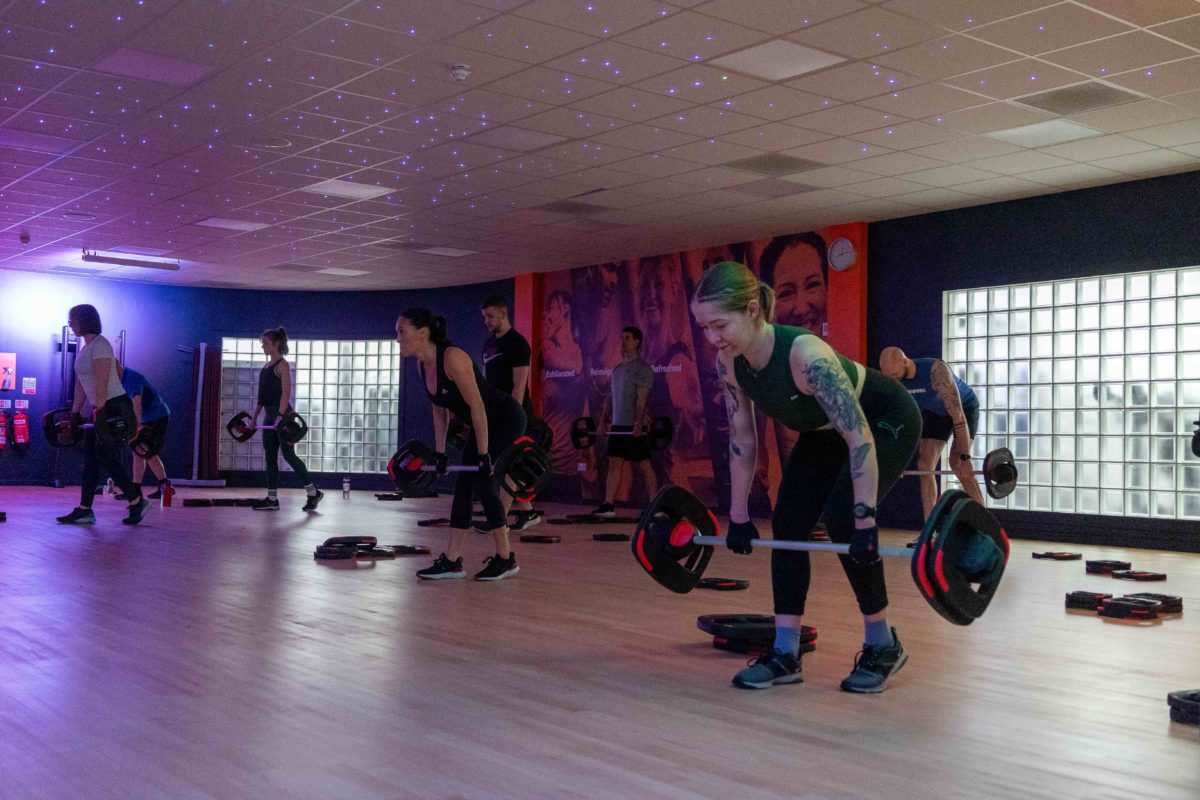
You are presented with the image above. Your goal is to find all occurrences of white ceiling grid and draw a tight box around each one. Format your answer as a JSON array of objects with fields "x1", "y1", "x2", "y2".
[{"x1": 1, "y1": 0, "x2": 1199, "y2": 289}]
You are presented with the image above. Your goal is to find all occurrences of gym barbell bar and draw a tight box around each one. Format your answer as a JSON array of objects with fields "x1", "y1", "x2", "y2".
[{"x1": 691, "y1": 535, "x2": 911, "y2": 559}]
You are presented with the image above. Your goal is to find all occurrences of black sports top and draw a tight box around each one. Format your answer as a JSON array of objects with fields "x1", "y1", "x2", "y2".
[
  {"x1": 733, "y1": 324, "x2": 867, "y2": 433},
  {"x1": 420, "y1": 342, "x2": 509, "y2": 420},
  {"x1": 257, "y1": 360, "x2": 284, "y2": 409}
]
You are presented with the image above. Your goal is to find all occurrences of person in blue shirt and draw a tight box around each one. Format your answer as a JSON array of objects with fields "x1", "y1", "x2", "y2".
[
  {"x1": 879, "y1": 347, "x2": 984, "y2": 522},
  {"x1": 116, "y1": 363, "x2": 171, "y2": 501}
]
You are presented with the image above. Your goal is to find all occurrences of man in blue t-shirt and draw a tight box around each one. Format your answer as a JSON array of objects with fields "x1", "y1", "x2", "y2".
[
  {"x1": 880, "y1": 347, "x2": 984, "y2": 523},
  {"x1": 117, "y1": 364, "x2": 172, "y2": 501}
]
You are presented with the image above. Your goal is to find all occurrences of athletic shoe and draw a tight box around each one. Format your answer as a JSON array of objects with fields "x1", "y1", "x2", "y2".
[
  {"x1": 474, "y1": 553, "x2": 519, "y2": 581},
  {"x1": 509, "y1": 510, "x2": 542, "y2": 531},
  {"x1": 732, "y1": 649, "x2": 803, "y2": 690},
  {"x1": 251, "y1": 498, "x2": 280, "y2": 511},
  {"x1": 302, "y1": 489, "x2": 325, "y2": 513},
  {"x1": 122, "y1": 498, "x2": 150, "y2": 526},
  {"x1": 417, "y1": 553, "x2": 466, "y2": 580},
  {"x1": 57, "y1": 507, "x2": 96, "y2": 525},
  {"x1": 840, "y1": 628, "x2": 908, "y2": 694},
  {"x1": 591, "y1": 502, "x2": 616, "y2": 517},
  {"x1": 906, "y1": 538, "x2": 919, "y2": 549}
]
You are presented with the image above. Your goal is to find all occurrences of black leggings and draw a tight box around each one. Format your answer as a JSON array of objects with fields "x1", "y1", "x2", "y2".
[
  {"x1": 771, "y1": 372, "x2": 921, "y2": 617},
  {"x1": 450, "y1": 399, "x2": 526, "y2": 531},
  {"x1": 263, "y1": 408, "x2": 311, "y2": 489},
  {"x1": 81, "y1": 396, "x2": 139, "y2": 507}
]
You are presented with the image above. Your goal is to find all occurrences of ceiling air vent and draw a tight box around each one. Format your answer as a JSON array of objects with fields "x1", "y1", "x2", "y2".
[
  {"x1": 1013, "y1": 82, "x2": 1141, "y2": 116},
  {"x1": 724, "y1": 153, "x2": 826, "y2": 176}
]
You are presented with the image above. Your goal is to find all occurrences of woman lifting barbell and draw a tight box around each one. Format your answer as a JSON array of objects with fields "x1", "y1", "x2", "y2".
[
  {"x1": 690, "y1": 262, "x2": 921, "y2": 693},
  {"x1": 396, "y1": 309, "x2": 526, "y2": 581},
  {"x1": 55, "y1": 304, "x2": 149, "y2": 527},
  {"x1": 248, "y1": 327, "x2": 322, "y2": 512}
]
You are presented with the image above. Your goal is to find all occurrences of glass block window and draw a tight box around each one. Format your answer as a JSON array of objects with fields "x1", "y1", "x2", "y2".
[
  {"x1": 219, "y1": 337, "x2": 401, "y2": 475},
  {"x1": 943, "y1": 266, "x2": 1200, "y2": 519}
]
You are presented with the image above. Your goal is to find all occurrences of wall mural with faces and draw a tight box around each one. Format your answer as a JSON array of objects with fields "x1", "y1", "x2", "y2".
[{"x1": 535, "y1": 223, "x2": 867, "y2": 509}]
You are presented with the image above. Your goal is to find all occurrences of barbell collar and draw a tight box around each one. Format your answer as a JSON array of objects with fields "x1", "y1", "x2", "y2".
[{"x1": 692, "y1": 534, "x2": 911, "y2": 559}]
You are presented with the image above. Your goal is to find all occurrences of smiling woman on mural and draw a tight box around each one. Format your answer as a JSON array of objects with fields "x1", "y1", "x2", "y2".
[{"x1": 759, "y1": 232, "x2": 830, "y2": 334}]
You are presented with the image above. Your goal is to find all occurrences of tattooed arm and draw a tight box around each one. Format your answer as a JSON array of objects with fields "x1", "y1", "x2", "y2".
[
  {"x1": 790, "y1": 336, "x2": 878, "y2": 522},
  {"x1": 931, "y1": 360, "x2": 970, "y2": 460},
  {"x1": 718, "y1": 352, "x2": 757, "y2": 524}
]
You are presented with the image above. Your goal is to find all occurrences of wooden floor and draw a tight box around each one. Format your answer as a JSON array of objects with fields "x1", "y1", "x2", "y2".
[{"x1": 0, "y1": 486, "x2": 1197, "y2": 800}]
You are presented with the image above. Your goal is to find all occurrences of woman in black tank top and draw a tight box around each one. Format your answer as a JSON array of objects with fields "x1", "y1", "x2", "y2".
[
  {"x1": 690, "y1": 262, "x2": 920, "y2": 694},
  {"x1": 248, "y1": 328, "x2": 322, "y2": 512},
  {"x1": 396, "y1": 309, "x2": 525, "y2": 582}
]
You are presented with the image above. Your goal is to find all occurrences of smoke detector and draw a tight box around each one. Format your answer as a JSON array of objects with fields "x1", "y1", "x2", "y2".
[{"x1": 449, "y1": 64, "x2": 470, "y2": 82}]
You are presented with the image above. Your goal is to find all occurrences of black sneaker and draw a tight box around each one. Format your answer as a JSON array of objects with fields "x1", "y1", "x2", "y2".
[
  {"x1": 417, "y1": 553, "x2": 466, "y2": 580},
  {"x1": 840, "y1": 628, "x2": 908, "y2": 694},
  {"x1": 906, "y1": 538, "x2": 919, "y2": 549},
  {"x1": 509, "y1": 510, "x2": 542, "y2": 531},
  {"x1": 56, "y1": 507, "x2": 96, "y2": 525},
  {"x1": 474, "y1": 552, "x2": 519, "y2": 581},
  {"x1": 591, "y1": 502, "x2": 616, "y2": 517},
  {"x1": 732, "y1": 649, "x2": 803, "y2": 690},
  {"x1": 122, "y1": 498, "x2": 150, "y2": 526},
  {"x1": 251, "y1": 498, "x2": 280, "y2": 511},
  {"x1": 302, "y1": 489, "x2": 324, "y2": 512}
]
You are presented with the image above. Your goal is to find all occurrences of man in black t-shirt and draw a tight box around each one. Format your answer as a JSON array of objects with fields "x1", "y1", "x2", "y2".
[{"x1": 480, "y1": 295, "x2": 541, "y2": 530}]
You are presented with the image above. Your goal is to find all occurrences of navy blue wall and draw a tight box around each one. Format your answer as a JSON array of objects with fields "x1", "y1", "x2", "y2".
[
  {"x1": 869, "y1": 169, "x2": 1200, "y2": 551},
  {"x1": 0, "y1": 271, "x2": 513, "y2": 489}
]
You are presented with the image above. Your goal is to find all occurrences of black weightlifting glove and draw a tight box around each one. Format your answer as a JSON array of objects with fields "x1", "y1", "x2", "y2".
[
  {"x1": 432, "y1": 452, "x2": 449, "y2": 476},
  {"x1": 849, "y1": 525, "x2": 880, "y2": 565},
  {"x1": 726, "y1": 519, "x2": 758, "y2": 555},
  {"x1": 477, "y1": 452, "x2": 493, "y2": 478}
]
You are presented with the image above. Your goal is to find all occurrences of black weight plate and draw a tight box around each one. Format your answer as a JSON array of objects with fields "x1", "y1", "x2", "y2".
[
  {"x1": 696, "y1": 578, "x2": 749, "y2": 591},
  {"x1": 1097, "y1": 597, "x2": 1160, "y2": 619},
  {"x1": 520, "y1": 534, "x2": 561, "y2": 543},
  {"x1": 1111, "y1": 570, "x2": 1167, "y2": 581},
  {"x1": 314, "y1": 546, "x2": 355, "y2": 560},
  {"x1": 1123, "y1": 592, "x2": 1182, "y2": 613},
  {"x1": 387, "y1": 545, "x2": 432, "y2": 556},
  {"x1": 593, "y1": 532, "x2": 631, "y2": 542},
  {"x1": 416, "y1": 518, "x2": 451, "y2": 527},
  {"x1": 712, "y1": 636, "x2": 817, "y2": 655},
  {"x1": 1167, "y1": 690, "x2": 1200, "y2": 725},
  {"x1": 182, "y1": 498, "x2": 212, "y2": 507},
  {"x1": 1086, "y1": 559, "x2": 1131, "y2": 574},
  {"x1": 1033, "y1": 552, "x2": 1083, "y2": 560},
  {"x1": 1065, "y1": 590, "x2": 1111, "y2": 610}
]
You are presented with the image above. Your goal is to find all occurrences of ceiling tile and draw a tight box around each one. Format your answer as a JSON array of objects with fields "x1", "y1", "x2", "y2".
[
  {"x1": 466, "y1": 125, "x2": 569, "y2": 151},
  {"x1": 784, "y1": 137, "x2": 894, "y2": 164},
  {"x1": 933, "y1": 101, "x2": 1054, "y2": 134},
  {"x1": 1010, "y1": 161, "x2": 1123, "y2": 186},
  {"x1": 712, "y1": 85, "x2": 831, "y2": 121},
  {"x1": 1106, "y1": 57, "x2": 1200, "y2": 98},
  {"x1": 662, "y1": 138, "x2": 767, "y2": 164},
  {"x1": 901, "y1": 163, "x2": 1006, "y2": 186},
  {"x1": 1069, "y1": 98, "x2": 1197, "y2": 132},
  {"x1": 632, "y1": 64, "x2": 769, "y2": 105},
  {"x1": 873, "y1": 35, "x2": 1021, "y2": 79},
  {"x1": 568, "y1": 86, "x2": 696, "y2": 121},
  {"x1": 964, "y1": 150, "x2": 1075, "y2": 174},
  {"x1": 790, "y1": 103, "x2": 905, "y2": 135},
  {"x1": 513, "y1": 0, "x2": 680, "y2": 37},
  {"x1": 289, "y1": 18, "x2": 426, "y2": 67},
  {"x1": 787, "y1": 7, "x2": 946, "y2": 59},
  {"x1": 1078, "y1": 0, "x2": 1200, "y2": 27},
  {"x1": 588, "y1": 122, "x2": 696, "y2": 148},
  {"x1": 945, "y1": 59, "x2": 1087, "y2": 101},
  {"x1": 853, "y1": 150, "x2": 948, "y2": 175},
  {"x1": 1040, "y1": 32, "x2": 1195, "y2": 78},
  {"x1": 545, "y1": 40, "x2": 689, "y2": 85},
  {"x1": 854, "y1": 119, "x2": 964, "y2": 149},
  {"x1": 1038, "y1": 133, "x2": 1156, "y2": 160},
  {"x1": 881, "y1": 0, "x2": 1051, "y2": 31},
  {"x1": 519, "y1": 107, "x2": 632, "y2": 138},
  {"x1": 968, "y1": 4, "x2": 1134, "y2": 55},
  {"x1": 338, "y1": 0, "x2": 497, "y2": 39},
  {"x1": 448, "y1": 15, "x2": 600, "y2": 64},
  {"x1": 615, "y1": 12, "x2": 771, "y2": 62},
  {"x1": 696, "y1": 0, "x2": 868, "y2": 34},
  {"x1": 1150, "y1": 15, "x2": 1200, "y2": 49},
  {"x1": 1089, "y1": 148, "x2": 1199, "y2": 175},
  {"x1": 858, "y1": 81, "x2": 987, "y2": 118},
  {"x1": 909, "y1": 135, "x2": 1024, "y2": 161},
  {"x1": 786, "y1": 61, "x2": 924, "y2": 102},
  {"x1": 1123, "y1": 119, "x2": 1200, "y2": 147},
  {"x1": 484, "y1": 66, "x2": 620, "y2": 104},
  {"x1": 718, "y1": 122, "x2": 829, "y2": 150},
  {"x1": 646, "y1": 105, "x2": 764, "y2": 136}
]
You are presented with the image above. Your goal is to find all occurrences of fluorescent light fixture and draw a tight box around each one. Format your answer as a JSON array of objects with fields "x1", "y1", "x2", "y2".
[
  {"x1": 195, "y1": 217, "x2": 270, "y2": 231},
  {"x1": 81, "y1": 249, "x2": 180, "y2": 271},
  {"x1": 986, "y1": 120, "x2": 1103, "y2": 148},
  {"x1": 92, "y1": 48, "x2": 213, "y2": 85},
  {"x1": 62, "y1": 212, "x2": 97, "y2": 222},
  {"x1": 710, "y1": 40, "x2": 845, "y2": 81},
  {"x1": 415, "y1": 247, "x2": 477, "y2": 257},
  {"x1": 301, "y1": 179, "x2": 394, "y2": 200},
  {"x1": 316, "y1": 268, "x2": 371, "y2": 276}
]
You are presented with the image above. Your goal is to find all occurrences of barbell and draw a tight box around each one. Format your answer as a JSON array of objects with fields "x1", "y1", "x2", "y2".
[
  {"x1": 570, "y1": 415, "x2": 674, "y2": 451},
  {"x1": 388, "y1": 436, "x2": 550, "y2": 502},
  {"x1": 226, "y1": 410, "x2": 308, "y2": 445},
  {"x1": 902, "y1": 447, "x2": 1019, "y2": 499},
  {"x1": 42, "y1": 406, "x2": 136, "y2": 450},
  {"x1": 631, "y1": 484, "x2": 1009, "y2": 626}
]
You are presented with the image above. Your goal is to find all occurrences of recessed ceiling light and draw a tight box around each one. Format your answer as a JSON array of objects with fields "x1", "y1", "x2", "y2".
[
  {"x1": 987, "y1": 120, "x2": 1103, "y2": 148},
  {"x1": 301, "y1": 179, "x2": 395, "y2": 200},
  {"x1": 710, "y1": 40, "x2": 845, "y2": 81},
  {"x1": 195, "y1": 217, "x2": 270, "y2": 231},
  {"x1": 62, "y1": 212, "x2": 96, "y2": 222},
  {"x1": 416, "y1": 247, "x2": 477, "y2": 257},
  {"x1": 316, "y1": 268, "x2": 371, "y2": 276}
]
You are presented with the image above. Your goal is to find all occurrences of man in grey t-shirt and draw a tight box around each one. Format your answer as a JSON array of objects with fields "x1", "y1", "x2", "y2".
[{"x1": 592, "y1": 326, "x2": 656, "y2": 517}]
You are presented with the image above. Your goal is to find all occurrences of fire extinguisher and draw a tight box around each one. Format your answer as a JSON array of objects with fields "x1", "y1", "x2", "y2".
[
  {"x1": 10, "y1": 411, "x2": 29, "y2": 453},
  {"x1": 0, "y1": 411, "x2": 7, "y2": 451}
]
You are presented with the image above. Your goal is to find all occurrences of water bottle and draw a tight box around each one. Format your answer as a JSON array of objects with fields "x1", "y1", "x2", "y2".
[
  {"x1": 105, "y1": 478, "x2": 114, "y2": 495},
  {"x1": 342, "y1": 476, "x2": 350, "y2": 499}
]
